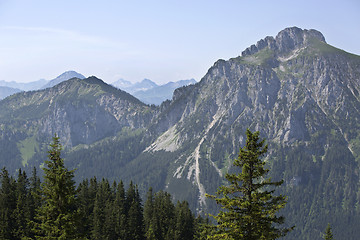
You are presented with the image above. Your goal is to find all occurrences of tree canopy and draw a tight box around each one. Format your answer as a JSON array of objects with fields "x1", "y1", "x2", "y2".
[
  {"x1": 207, "y1": 129, "x2": 293, "y2": 239},
  {"x1": 33, "y1": 135, "x2": 80, "y2": 239}
]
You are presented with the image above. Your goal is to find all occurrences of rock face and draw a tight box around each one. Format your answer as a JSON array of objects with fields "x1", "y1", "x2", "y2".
[
  {"x1": 242, "y1": 27, "x2": 326, "y2": 56},
  {"x1": 0, "y1": 77, "x2": 156, "y2": 160},
  {"x1": 139, "y1": 27, "x2": 360, "y2": 239},
  {"x1": 0, "y1": 27, "x2": 360, "y2": 239}
]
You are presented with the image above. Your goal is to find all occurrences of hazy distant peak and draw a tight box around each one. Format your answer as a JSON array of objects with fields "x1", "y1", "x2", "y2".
[
  {"x1": 56, "y1": 70, "x2": 85, "y2": 80},
  {"x1": 41, "y1": 70, "x2": 85, "y2": 89},
  {"x1": 111, "y1": 78, "x2": 132, "y2": 89},
  {"x1": 0, "y1": 86, "x2": 23, "y2": 100},
  {"x1": 138, "y1": 78, "x2": 158, "y2": 87},
  {"x1": 0, "y1": 78, "x2": 48, "y2": 91}
]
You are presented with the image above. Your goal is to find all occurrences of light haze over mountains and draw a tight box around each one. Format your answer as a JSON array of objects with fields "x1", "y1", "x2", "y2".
[
  {"x1": 0, "y1": 71, "x2": 196, "y2": 104},
  {"x1": 0, "y1": 27, "x2": 360, "y2": 239}
]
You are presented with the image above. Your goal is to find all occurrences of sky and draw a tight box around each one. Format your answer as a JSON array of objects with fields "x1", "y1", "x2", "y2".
[{"x1": 0, "y1": 0, "x2": 359, "y2": 84}]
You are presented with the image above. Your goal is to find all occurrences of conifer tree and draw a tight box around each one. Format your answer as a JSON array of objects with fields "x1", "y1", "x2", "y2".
[
  {"x1": 114, "y1": 180, "x2": 127, "y2": 239},
  {"x1": 0, "y1": 168, "x2": 16, "y2": 239},
  {"x1": 92, "y1": 178, "x2": 113, "y2": 239},
  {"x1": 144, "y1": 187, "x2": 154, "y2": 235},
  {"x1": 13, "y1": 169, "x2": 32, "y2": 239},
  {"x1": 34, "y1": 135, "x2": 80, "y2": 239},
  {"x1": 174, "y1": 200, "x2": 194, "y2": 240},
  {"x1": 29, "y1": 167, "x2": 41, "y2": 215},
  {"x1": 207, "y1": 129, "x2": 293, "y2": 239},
  {"x1": 324, "y1": 223, "x2": 334, "y2": 240},
  {"x1": 126, "y1": 182, "x2": 145, "y2": 240}
]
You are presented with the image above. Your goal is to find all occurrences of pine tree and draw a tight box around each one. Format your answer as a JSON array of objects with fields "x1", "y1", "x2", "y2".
[
  {"x1": 34, "y1": 135, "x2": 80, "y2": 239},
  {"x1": 324, "y1": 223, "x2": 334, "y2": 240},
  {"x1": 126, "y1": 182, "x2": 145, "y2": 240},
  {"x1": 103, "y1": 180, "x2": 117, "y2": 239},
  {"x1": 114, "y1": 180, "x2": 127, "y2": 239},
  {"x1": 207, "y1": 129, "x2": 293, "y2": 239},
  {"x1": 151, "y1": 190, "x2": 176, "y2": 240},
  {"x1": 13, "y1": 169, "x2": 32, "y2": 239},
  {"x1": 144, "y1": 187, "x2": 154, "y2": 236},
  {"x1": 174, "y1": 201, "x2": 194, "y2": 240},
  {"x1": 0, "y1": 168, "x2": 16, "y2": 239},
  {"x1": 193, "y1": 216, "x2": 211, "y2": 240},
  {"x1": 29, "y1": 167, "x2": 42, "y2": 214},
  {"x1": 92, "y1": 178, "x2": 112, "y2": 239}
]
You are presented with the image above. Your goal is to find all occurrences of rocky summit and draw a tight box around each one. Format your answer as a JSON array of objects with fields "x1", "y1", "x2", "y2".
[{"x1": 0, "y1": 27, "x2": 359, "y2": 239}]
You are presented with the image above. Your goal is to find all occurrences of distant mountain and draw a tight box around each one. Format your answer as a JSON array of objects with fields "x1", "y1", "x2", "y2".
[
  {"x1": 0, "y1": 71, "x2": 85, "y2": 91},
  {"x1": 0, "y1": 79, "x2": 48, "y2": 91},
  {"x1": 112, "y1": 78, "x2": 197, "y2": 105},
  {"x1": 132, "y1": 79, "x2": 197, "y2": 105},
  {"x1": 1, "y1": 27, "x2": 360, "y2": 239},
  {"x1": 112, "y1": 78, "x2": 158, "y2": 93},
  {"x1": 0, "y1": 86, "x2": 22, "y2": 99},
  {"x1": 111, "y1": 78, "x2": 133, "y2": 89},
  {"x1": 41, "y1": 71, "x2": 85, "y2": 89}
]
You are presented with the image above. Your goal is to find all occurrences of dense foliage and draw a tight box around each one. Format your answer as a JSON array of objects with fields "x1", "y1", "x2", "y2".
[
  {"x1": 207, "y1": 129, "x2": 293, "y2": 239},
  {"x1": 32, "y1": 135, "x2": 79, "y2": 239},
  {"x1": 324, "y1": 224, "x2": 334, "y2": 240},
  {"x1": 0, "y1": 137, "x2": 206, "y2": 239}
]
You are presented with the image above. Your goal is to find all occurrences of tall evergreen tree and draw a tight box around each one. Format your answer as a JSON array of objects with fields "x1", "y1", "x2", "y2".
[
  {"x1": 207, "y1": 129, "x2": 293, "y2": 239},
  {"x1": 77, "y1": 178, "x2": 96, "y2": 238},
  {"x1": 33, "y1": 135, "x2": 80, "y2": 239},
  {"x1": 0, "y1": 168, "x2": 16, "y2": 239},
  {"x1": 29, "y1": 167, "x2": 42, "y2": 215},
  {"x1": 126, "y1": 182, "x2": 145, "y2": 240},
  {"x1": 114, "y1": 180, "x2": 127, "y2": 239},
  {"x1": 324, "y1": 223, "x2": 334, "y2": 240},
  {"x1": 13, "y1": 169, "x2": 32, "y2": 239},
  {"x1": 174, "y1": 201, "x2": 194, "y2": 240},
  {"x1": 93, "y1": 178, "x2": 116, "y2": 239},
  {"x1": 144, "y1": 187, "x2": 154, "y2": 236},
  {"x1": 150, "y1": 191, "x2": 175, "y2": 240}
]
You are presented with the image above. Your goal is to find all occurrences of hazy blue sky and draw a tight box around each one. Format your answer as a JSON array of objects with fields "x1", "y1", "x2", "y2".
[{"x1": 1, "y1": 0, "x2": 359, "y2": 84}]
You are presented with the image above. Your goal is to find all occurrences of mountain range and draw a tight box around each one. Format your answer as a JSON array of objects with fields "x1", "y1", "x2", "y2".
[
  {"x1": 0, "y1": 86, "x2": 22, "y2": 100},
  {"x1": 0, "y1": 71, "x2": 85, "y2": 100},
  {"x1": 1, "y1": 72, "x2": 195, "y2": 105},
  {"x1": 0, "y1": 79, "x2": 48, "y2": 91},
  {"x1": 112, "y1": 78, "x2": 197, "y2": 105},
  {"x1": 0, "y1": 27, "x2": 359, "y2": 239}
]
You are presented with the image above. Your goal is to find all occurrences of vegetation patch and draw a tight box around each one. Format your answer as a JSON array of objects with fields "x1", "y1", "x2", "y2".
[{"x1": 17, "y1": 135, "x2": 39, "y2": 167}]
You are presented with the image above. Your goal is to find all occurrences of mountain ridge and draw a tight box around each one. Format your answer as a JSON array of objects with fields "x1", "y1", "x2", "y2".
[
  {"x1": 0, "y1": 27, "x2": 359, "y2": 239},
  {"x1": 112, "y1": 78, "x2": 197, "y2": 105}
]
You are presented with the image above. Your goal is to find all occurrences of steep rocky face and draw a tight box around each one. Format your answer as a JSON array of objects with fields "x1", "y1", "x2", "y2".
[
  {"x1": 242, "y1": 26, "x2": 326, "y2": 57},
  {"x1": 139, "y1": 27, "x2": 360, "y2": 238}
]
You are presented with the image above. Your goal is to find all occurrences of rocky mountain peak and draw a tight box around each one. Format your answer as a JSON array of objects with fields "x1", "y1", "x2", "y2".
[{"x1": 242, "y1": 27, "x2": 326, "y2": 56}]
